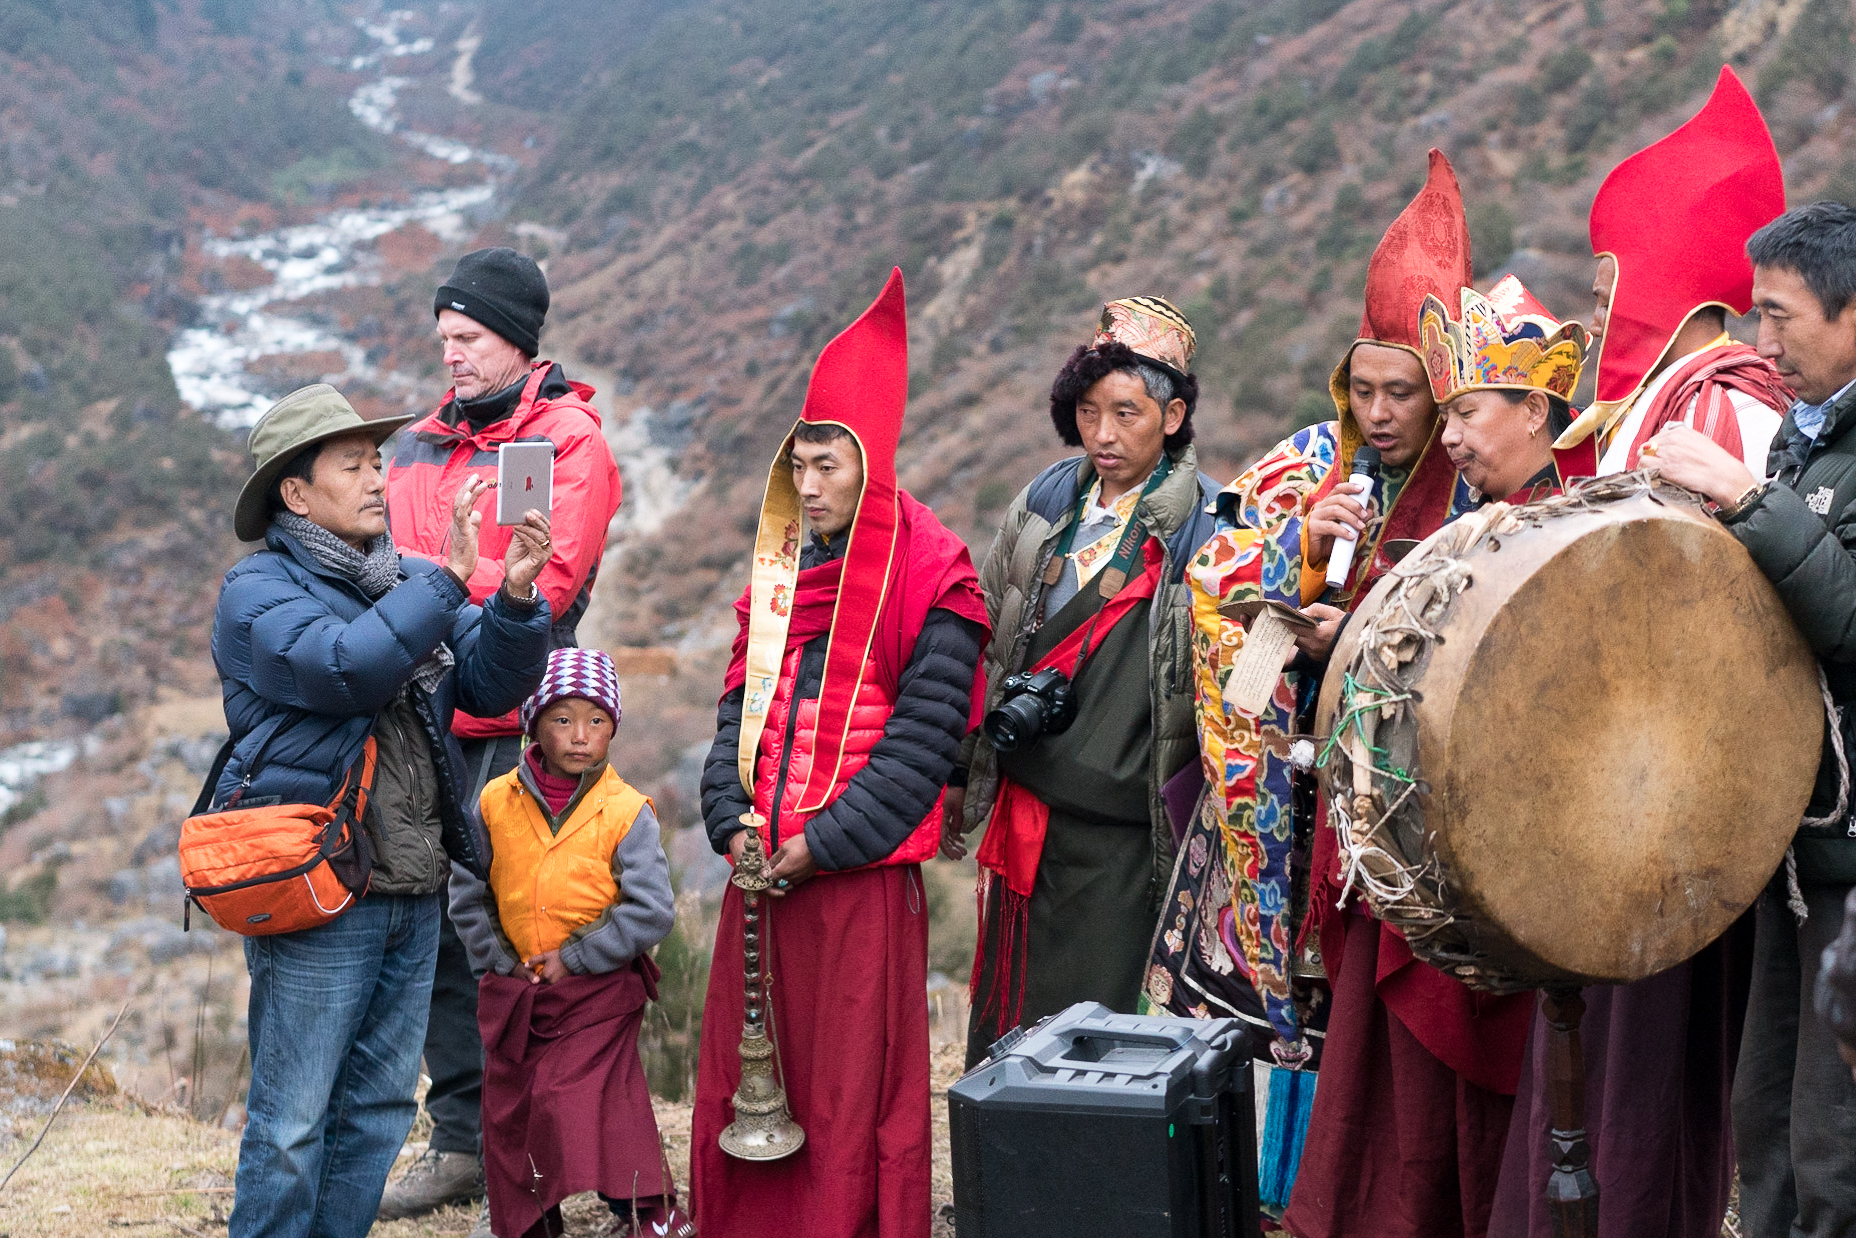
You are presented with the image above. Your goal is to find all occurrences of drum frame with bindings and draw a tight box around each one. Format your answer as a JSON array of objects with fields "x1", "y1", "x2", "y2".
[{"x1": 1315, "y1": 470, "x2": 1840, "y2": 1234}]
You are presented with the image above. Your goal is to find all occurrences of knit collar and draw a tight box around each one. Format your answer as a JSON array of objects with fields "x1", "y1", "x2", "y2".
[
  {"x1": 272, "y1": 511, "x2": 403, "y2": 599},
  {"x1": 451, "y1": 373, "x2": 529, "y2": 430},
  {"x1": 518, "y1": 745, "x2": 610, "y2": 834}
]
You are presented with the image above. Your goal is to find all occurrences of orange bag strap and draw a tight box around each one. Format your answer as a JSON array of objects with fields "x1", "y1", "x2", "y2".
[
  {"x1": 325, "y1": 735, "x2": 381, "y2": 824},
  {"x1": 352, "y1": 737, "x2": 379, "y2": 823}
]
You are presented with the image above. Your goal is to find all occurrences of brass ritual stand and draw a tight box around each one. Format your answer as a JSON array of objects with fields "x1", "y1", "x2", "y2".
[
  {"x1": 1541, "y1": 987, "x2": 1599, "y2": 1236},
  {"x1": 719, "y1": 826, "x2": 806, "y2": 1161}
]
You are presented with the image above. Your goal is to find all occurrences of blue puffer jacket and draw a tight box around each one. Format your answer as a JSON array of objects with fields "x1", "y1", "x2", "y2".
[{"x1": 209, "y1": 524, "x2": 552, "y2": 880}]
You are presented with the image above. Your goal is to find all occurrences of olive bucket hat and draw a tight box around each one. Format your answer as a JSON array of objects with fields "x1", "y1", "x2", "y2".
[{"x1": 233, "y1": 384, "x2": 415, "y2": 541}]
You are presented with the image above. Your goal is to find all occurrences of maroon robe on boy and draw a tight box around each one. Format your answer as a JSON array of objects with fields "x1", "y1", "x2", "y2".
[{"x1": 478, "y1": 961, "x2": 663, "y2": 1238}]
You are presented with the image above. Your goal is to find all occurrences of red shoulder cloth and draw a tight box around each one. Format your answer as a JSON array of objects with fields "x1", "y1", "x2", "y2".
[
  {"x1": 1623, "y1": 343, "x2": 1792, "y2": 468},
  {"x1": 724, "y1": 490, "x2": 988, "y2": 720}
]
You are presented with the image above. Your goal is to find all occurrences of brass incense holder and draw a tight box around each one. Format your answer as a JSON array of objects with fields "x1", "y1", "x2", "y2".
[{"x1": 719, "y1": 822, "x2": 806, "y2": 1161}]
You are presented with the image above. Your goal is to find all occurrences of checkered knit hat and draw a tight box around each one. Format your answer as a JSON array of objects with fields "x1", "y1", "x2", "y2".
[{"x1": 519, "y1": 648, "x2": 623, "y2": 736}]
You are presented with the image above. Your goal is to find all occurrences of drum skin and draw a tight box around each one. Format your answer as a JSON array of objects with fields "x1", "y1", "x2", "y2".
[{"x1": 1315, "y1": 490, "x2": 1822, "y2": 987}]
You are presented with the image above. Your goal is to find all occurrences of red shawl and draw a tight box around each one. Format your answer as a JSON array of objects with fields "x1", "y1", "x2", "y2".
[
  {"x1": 1621, "y1": 343, "x2": 1793, "y2": 469},
  {"x1": 725, "y1": 489, "x2": 988, "y2": 724}
]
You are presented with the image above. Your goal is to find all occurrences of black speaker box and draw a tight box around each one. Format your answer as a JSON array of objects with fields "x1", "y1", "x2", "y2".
[{"x1": 949, "y1": 1002, "x2": 1260, "y2": 1238}]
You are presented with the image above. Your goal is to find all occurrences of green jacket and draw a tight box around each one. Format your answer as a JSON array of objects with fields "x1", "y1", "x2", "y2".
[
  {"x1": 1726, "y1": 379, "x2": 1856, "y2": 884},
  {"x1": 959, "y1": 444, "x2": 1218, "y2": 897}
]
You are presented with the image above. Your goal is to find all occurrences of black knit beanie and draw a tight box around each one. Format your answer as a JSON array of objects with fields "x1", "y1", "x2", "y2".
[{"x1": 434, "y1": 247, "x2": 549, "y2": 357}]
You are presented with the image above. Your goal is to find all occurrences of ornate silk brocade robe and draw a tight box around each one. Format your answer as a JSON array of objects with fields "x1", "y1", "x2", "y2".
[{"x1": 1145, "y1": 420, "x2": 1480, "y2": 1047}]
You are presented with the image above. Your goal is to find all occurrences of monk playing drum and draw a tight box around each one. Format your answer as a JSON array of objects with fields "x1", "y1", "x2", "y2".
[{"x1": 1492, "y1": 71, "x2": 1789, "y2": 1238}]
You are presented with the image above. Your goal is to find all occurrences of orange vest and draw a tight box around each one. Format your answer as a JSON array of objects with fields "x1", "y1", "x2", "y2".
[{"x1": 481, "y1": 763, "x2": 652, "y2": 962}]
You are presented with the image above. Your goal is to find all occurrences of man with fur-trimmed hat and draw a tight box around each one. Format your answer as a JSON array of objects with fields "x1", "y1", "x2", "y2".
[
  {"x1": 378, "y1": 246, "x2": 623, "y2": 1225},
  {"x1": 949, "y1": 295, "x2": 1219, "y2": 1067}
]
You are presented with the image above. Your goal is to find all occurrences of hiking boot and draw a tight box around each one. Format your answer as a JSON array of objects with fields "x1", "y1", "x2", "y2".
[
  {"x1": 467, "y1": 1200, "x2": 495, "y2": 1238},
  {"x1": 376, "y1": 1148, "x2": 484, "y2": 1220}
]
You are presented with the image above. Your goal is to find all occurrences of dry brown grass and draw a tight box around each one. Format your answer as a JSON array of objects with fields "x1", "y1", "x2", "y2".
[{"x1": 0, "y1": 1042, "x2": 968, "y2": 1236}]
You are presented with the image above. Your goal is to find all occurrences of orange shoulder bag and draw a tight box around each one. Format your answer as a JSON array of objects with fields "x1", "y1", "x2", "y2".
[{"x1": 179, "y1": 727, "x2": 377, "y2": 936}]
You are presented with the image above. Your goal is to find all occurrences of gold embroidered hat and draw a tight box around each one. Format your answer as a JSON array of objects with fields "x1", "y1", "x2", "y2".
[
  {"x1": 1090, "y1": 296, "x2": 1196, "y2": 383},
  {"x1": 1419, "y1": 275, "x2": 1588, "y2": 406}
]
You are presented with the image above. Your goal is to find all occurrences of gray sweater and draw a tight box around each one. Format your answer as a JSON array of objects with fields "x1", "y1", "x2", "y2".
[{"x1": 448, "y1": 765, "x2": 677, "y2": 977}]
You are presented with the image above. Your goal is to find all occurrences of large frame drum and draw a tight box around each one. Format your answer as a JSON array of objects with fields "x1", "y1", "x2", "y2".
[{"x1": 1314, "y1": 474, "x2": 1823, "y2": 992}]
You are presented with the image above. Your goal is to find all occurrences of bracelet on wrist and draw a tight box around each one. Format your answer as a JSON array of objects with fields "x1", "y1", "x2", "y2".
[
  {"x1": 1716, "y1": 480, "x2": 1767, "y2": 521},
  {"x1": 501, "y1": 580, "x2": 539, "y2": 605}
]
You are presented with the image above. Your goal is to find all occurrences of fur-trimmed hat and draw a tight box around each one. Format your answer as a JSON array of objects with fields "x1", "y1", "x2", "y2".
[
  {"x1": 518, "y1": 648, "x2": 622, "y2": 736},
  {"x1": 1049, "y1": 297, "x2": 1201, "y2": 451}
]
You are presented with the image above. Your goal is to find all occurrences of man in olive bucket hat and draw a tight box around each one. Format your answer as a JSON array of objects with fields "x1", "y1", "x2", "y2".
[{"x1": 211, "y1": 384, "x2": 553, "y2": 1238}]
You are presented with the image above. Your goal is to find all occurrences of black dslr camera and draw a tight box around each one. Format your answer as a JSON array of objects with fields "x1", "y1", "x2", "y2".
[{"x1": 983, "y1": 667, "x2": 1078, "y2": 752}]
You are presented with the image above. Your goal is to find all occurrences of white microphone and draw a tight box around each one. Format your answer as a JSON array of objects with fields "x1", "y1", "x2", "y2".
[{"x1": 1324, "y1": 445, "x2": 1383, "y2": 594}]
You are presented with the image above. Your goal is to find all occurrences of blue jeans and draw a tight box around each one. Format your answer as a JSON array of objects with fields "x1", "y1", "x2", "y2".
[{"x1": 230, "y1": 893, "x2": 440, "y2": 1238}]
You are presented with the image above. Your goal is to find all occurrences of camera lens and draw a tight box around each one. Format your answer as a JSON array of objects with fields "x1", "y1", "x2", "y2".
[{"x1": 983, "y1": 692, "x2": 1048, "y2": 752}]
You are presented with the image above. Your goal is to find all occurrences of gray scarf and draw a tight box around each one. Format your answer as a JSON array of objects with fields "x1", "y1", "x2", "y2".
[{"x1": 273, "y1": 511, "x2": 456, "y2": 696}]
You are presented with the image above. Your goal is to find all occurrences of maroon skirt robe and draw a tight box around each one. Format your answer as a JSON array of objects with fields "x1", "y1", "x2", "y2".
[
  {"x1": 691, "y1": 865, "x2": 932, "y2": 1238},
  {"x1": 1284, "y1": 909, "x2": 1524, "y2": 1238},
  {"x1": 478, "y1": 960, "x2": 664, "y2": 1238},
  {"x1": 1487, "y1": 917, "x2": 1753, "y2": 1238}
]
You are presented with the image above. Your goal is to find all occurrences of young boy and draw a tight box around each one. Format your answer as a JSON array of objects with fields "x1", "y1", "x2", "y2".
[{"x1": 449, "y1": 648, "x2": 694, "y2": 1238}]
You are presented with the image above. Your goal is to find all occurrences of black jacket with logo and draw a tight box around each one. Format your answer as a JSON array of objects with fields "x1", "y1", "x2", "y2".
[{"x1": 1726, "y1": 380, "x2": 1856, "y2": 883}]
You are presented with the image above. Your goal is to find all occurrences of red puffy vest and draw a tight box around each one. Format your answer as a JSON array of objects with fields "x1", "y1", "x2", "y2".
[{"x1": 750, "y1": 644, "x2": 941, "y2": 868}]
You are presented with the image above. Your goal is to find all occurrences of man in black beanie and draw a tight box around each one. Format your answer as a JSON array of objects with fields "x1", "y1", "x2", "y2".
[{"x1": 378, "y1": 248, "x2": 623, "y2": 1231}]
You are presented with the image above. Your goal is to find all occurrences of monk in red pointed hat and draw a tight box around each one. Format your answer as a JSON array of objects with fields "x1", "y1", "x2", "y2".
[
  {"x1": 1556, "y1": 66, "x2": 1791, "y2": 474},
  {"x1": 1490, "y1": 69, "x2": 1789, "y2": 1238},
  {"x1": 689, "y1": 270, "x2": 989, "y2": 1238},
  {"x1": 1137, "y1": 151, "x2": 1526, "y2": 1238}
]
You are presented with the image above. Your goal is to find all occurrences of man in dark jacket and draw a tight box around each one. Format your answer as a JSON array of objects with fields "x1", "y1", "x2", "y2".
[
  {"x1": 212, "y1": 384, "x2": 551, "y2": 1238},
  {"x1": 1645, "y1": 200, "x2": 1856, "y2": 1238},
  {"x1": 947, "y1": 296, "x2": 1218, "y2": 1066},
  {"x1": 380, "y1": 247, "x2": 622, "y2": 1223}
]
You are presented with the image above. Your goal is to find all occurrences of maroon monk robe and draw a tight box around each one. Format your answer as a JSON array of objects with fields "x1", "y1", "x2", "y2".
[
  {"x1": 690, "y1": 865, "x2": 931, "y2": 1238},
  {"x1": 478, "y1": 958, "x2": 664, "y2": 1238},
  {"x1": 1487, "y1": 916, "x2": 1753, "y2": 1238},
  {"x1": 1284, "y1": 908, "x2": 1524, "y2": 1238}
]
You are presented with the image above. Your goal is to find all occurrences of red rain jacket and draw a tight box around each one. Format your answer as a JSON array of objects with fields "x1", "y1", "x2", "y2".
[{"x1": 387, "y1": 361, "x2": 621, "y2": 740}]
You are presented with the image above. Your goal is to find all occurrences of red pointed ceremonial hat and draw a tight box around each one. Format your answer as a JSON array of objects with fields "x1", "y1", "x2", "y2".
[
  {"x1": 1328, "y1": 148, "x2": 1473, "y2": 420},
  {"x1": 1589, "y1": 66, "x2": 1784, "y2": 406},
  {"x1": 1307, "y1": 149, "x2": 1473, "y2": 607},
  {"x1": 1356, "y1": 149, "x2": 1474, "y2": 356},
  {"x1": 737, "y1": 269, "x2": 910, "y2": 809}
]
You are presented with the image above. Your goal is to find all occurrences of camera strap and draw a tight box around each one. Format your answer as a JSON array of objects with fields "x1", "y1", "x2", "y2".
[
  {"x1": 1047, "y1": 458, "x2": 1172, "y2": 680},
  {"x1": 1047, "y1": 456, "x2": 1174, "y2": 599},
  {"x1": 1028, "y1": 537, "x2": 1164, "y2": 689}
]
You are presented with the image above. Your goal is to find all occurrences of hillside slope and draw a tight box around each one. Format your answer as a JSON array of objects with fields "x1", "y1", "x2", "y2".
[
  {"x1": 471, "y1": 0, "x2": 1856, "y2": 652},
  {"x1": 2, "y1": 0, "x2": 1854, "y2": 1125}
]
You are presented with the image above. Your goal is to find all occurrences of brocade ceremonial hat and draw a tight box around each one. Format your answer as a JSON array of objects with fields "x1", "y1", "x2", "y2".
[
  {"x1": 1089, "y1": 296, "x2": 1196, "y2": 384},
  {"x1": 1328, "y1": 148, "x2": 1474, "y2": 416},
  {"x1": 520, "y1": 647, "x2": 623, "y2": 736},
  {"x1": 737, "y1": 269, "x2": 909, "y2": 809},
  {"x1": 1420, "y1": 275, "x2": 1588, "y2": 405},
  {"x1": 1587, "y1": 66, "x2": 1783, "y2": 408},
  {"x1": 233, "y1": 384, "x2": 414, "y2": 542}
]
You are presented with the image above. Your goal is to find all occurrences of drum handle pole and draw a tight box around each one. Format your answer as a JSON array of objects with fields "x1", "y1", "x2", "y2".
[{"x1": 1540, "y1": 987, "x2": 1599, "y2": 1237}]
